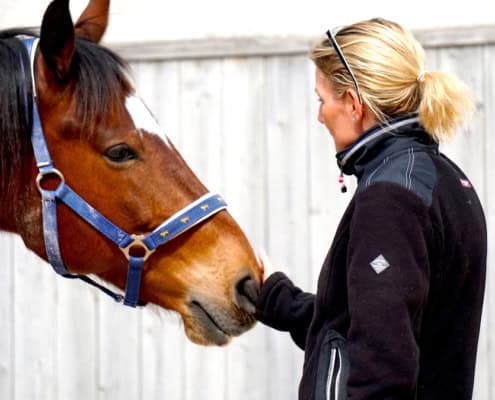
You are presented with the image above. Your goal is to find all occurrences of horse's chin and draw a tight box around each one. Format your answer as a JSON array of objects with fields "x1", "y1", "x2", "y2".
[
  {"x1": 182, "y1": 299, "x2": 256, "y2": 346},
  {"x1": 184, "y1": 319, "x2": 232, "y2": 346}
]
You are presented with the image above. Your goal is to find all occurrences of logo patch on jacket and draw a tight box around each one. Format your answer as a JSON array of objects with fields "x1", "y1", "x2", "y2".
[{"x1": 369, "y1": 254, "x2": 390, "y2": 274}]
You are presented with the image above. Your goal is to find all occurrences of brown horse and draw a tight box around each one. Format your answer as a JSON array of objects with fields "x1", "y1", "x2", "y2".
[{"x1": 0, "y1": 0, "x2": 260, "y2": 346}]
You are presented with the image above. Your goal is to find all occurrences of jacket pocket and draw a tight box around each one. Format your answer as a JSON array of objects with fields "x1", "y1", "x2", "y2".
[{"x1": 315, "y1": 329, "x2": 349, "y2": 400}]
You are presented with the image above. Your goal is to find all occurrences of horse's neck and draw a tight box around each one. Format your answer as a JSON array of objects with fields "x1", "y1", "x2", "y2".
[
  {"x1": 0, "y1": 183, "x2": 37, "y2": 235},
  {"x1": 0, "y1": 196, "x2": 20, "y2": 232},
  {"x1": 0, "y1": 191, "x2": 45, "y2": 263},
  {"x1": 0, "y1": 205, "x2": 19, "y2": 233}
]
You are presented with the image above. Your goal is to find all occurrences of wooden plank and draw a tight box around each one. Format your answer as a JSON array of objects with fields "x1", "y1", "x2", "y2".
[
  {"x1": 220, "y1": 56, "x2": 269, "y2": 400},
  {"x1": 0, "y1": 234, "x2": 14, "y2": 400},
  {"x1": 415, "y1": 25, "x2": 495, "y2": 48},
  {"x1": 130, "y1": 61, "x2": 182, "y2": 145},
  {"x1": 177, "y1": 59, "x2": 224, "y2": 186},
  {"x1": 177, "y1": 58, "x2": 228, "y2": 400},
  {"x1": 131, "y1": 60, "x2": 189, "y2": 400},
  {"x1": 472, "y1": 44, "x2": 495, "y2": 400},
  {"x1": 56, "y1": 277, "x2": 98, "y2": 400},
  {"x1": 140, "y1": 310, "x2": 188, "y2": 400},
  {"x1": 279, "y1": 55, "x2": 312, "y2": 292},
  {"x1": 111, "y1": 36, "x2": 315, "y2": 62},
  {"x1": 110, "y1": 26, "x2": 495, "y2": 62},
  {"x1": 427, "y1": 44, "x2": 492, "y2": 400},
  {"x1": 484, "y1": 42, "x2": 495, "y2": 400},
  {"x1": 220, "y1": 57, "x2": 266, "y2": 248},
  {"x1": 96, "y1": 301, "x2": 141, "y2": 400},
  {"x1": 436, "y1": 46, "x2": 485, "y2": 194},
  {"x1": 262, "y1": 55, "x2": 309, "y2": 400},
  {"x1": 13, "y1": 246, "x2": 58, "y2": 400}
]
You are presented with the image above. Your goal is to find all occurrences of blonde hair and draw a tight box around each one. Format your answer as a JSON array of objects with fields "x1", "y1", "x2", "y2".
[{"x1": 310, "y1": 18, "x2": 474, "y2": 142}]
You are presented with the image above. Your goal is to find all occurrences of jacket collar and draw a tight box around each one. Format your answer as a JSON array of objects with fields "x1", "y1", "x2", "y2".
[{"x1": 336, "y1": 114, "x2": 438, "y2": 177}]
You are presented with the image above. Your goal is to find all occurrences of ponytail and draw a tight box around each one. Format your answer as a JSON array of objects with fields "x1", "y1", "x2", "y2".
[{"x1": 418, "y1": 71, "x2": 474, "y2": 142}]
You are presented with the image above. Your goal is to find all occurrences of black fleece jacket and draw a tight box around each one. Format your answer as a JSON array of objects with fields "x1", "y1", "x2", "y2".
[{"x1": 255, "y1": 115, "x2": 487, "y2": 400}]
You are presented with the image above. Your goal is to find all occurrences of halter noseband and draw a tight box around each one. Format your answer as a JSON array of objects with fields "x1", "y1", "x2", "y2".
[{"x1": 20, "y1": 37, "x2": 227, "y2": 307}]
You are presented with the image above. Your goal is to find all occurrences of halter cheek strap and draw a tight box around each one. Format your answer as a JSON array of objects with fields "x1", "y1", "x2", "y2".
[{"x1": 21, "y1": 37, "x2": 227, "y2": 307}]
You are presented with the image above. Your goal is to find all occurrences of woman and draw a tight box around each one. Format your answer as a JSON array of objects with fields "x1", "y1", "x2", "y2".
[{"x1": 255, "y1": 18, "x2": 486, "y2": 400}]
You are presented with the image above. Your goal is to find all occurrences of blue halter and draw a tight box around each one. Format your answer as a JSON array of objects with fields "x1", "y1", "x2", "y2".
[{"x1": 21, "y1": 37, "x2": 228, "y2": 307}]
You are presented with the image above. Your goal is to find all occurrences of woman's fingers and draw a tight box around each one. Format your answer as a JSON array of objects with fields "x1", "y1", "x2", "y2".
[{"x1": 256, "y1": 248, "x2": 276, "y2": 283}]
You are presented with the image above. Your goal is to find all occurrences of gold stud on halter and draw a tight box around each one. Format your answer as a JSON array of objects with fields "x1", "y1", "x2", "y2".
[
  {"x1": 200, "y1": 204, "x2": 209, "y2": 211},
  {"x1": 181, "y1": 217, "x2": 190, "y2": 224},
  {"x1": 160, "y1": 230, "x2": 169, "y2": 237}
]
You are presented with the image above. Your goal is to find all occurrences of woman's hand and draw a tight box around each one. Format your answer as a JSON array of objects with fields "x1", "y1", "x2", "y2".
[{"x1": 256, "y1": 248, "x2": 277, "y2": 283}]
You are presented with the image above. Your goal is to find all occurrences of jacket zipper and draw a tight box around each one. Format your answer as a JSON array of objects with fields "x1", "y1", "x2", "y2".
[{"x1": 325, "y1": 347, "x2": 343, "y2": 400}]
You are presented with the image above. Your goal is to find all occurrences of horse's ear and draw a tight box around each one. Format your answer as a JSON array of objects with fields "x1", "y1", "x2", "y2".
[
  {"x1": 74, "y1": 0, "x2": 110, "y2": 43},
  {"x1": 39, "y1": 0, "x2": 75, "y2": 81}
]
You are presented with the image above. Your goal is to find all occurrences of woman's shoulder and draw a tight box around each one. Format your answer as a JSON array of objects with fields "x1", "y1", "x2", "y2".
[{"x1": 359, "y1": 149, "x2": 437, "y2": 207}]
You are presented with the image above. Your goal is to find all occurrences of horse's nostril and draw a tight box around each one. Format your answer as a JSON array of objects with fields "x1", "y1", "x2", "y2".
[{"x1": 234, "y1": 276, "x2": 259, "y2": 314}]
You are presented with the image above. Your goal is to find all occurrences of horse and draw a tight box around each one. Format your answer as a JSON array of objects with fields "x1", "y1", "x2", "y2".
[{"x1": 0, "y1": 0, "x2": 260, "y2": 346}]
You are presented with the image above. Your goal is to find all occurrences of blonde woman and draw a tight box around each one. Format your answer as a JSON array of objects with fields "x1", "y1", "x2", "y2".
[{"x1": 255, "y1": 18, "x2": 486, "y2": 399}]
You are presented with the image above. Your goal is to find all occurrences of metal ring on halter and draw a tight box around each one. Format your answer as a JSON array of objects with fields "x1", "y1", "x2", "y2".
[
  {"x1": 120, "y1": 234, "x2": 156, "y2": 261},
  {"x1": 35, "y1": 168, "x2": 65, "y2": 194}
]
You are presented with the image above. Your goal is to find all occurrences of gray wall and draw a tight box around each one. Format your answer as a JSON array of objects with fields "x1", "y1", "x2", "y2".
[{"x1": 1, "y1": 26, "x2": 494, "y2": 399}]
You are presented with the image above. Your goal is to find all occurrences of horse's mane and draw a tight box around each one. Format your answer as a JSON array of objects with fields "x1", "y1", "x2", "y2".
[{"x1": 0, "y1": 28, "x2": 131, "y2": 208}]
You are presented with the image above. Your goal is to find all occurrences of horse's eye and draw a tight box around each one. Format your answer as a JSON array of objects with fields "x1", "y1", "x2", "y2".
[{"x1": 105, "y1": 144, "x2": 138, "y2": 162}]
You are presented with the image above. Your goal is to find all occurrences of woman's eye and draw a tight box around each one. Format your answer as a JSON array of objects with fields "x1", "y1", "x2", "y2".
[{"x1": 105, "y1": 144, "x2": 138, "y2": 162}]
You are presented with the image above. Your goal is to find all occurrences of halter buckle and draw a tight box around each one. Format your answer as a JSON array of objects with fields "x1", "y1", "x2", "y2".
[
  {"x1": 120, "y1": 234, "x2": 155, "y2": 261},
  {"x1": 36, "y1": 168, "x2": 65, "y2": 194}
]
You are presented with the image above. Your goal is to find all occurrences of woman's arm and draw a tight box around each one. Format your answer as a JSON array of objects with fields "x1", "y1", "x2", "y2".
[
  {"x1": 346, "y1": 183, "x2": 432, "y2": 398},
  {"x1": 255, "y1": 251, "x2": 315, "y2": 350}
]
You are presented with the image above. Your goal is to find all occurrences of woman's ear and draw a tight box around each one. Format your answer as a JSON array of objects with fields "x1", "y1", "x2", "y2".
[
  {"x1": 345, "y1": 88, "x2": 364, "y2": 122},
  {"x1": 345, "y1": 88, "x2": 378, "y2": 131}
]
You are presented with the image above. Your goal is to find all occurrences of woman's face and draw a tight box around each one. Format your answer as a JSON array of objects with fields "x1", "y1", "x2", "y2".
[{"x1": 315, "y1": 68, "x2": 361, "y2": 152}]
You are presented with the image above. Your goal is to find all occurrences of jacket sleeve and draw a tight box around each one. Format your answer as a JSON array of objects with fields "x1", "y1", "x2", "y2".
[
  {"x1": 346, "y1": 183, "x2": 432, "y2": 399},
  {"x1": 255, "y1": 272, "x2": 314, "y2": 349}
]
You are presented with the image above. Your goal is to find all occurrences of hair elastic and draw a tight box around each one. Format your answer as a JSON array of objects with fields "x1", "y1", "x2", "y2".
[{"x1": 417, "y1": 70, "x2": 427, "y2": 83}]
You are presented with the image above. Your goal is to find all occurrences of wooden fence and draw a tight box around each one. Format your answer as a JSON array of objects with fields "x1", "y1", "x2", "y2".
[{"x1": 1, "y1": 25, "x2": 494, "y2": 399}]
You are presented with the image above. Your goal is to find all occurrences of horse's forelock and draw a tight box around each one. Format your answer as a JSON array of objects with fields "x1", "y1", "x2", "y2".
[{"x1": 72, "y1": 39, "x2": 133, "y2": 135}]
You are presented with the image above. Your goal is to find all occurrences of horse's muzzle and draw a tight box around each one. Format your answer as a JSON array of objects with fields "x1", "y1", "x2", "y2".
[{"x1": 234, "y1": 274, "x2": 259, "y2": 314}]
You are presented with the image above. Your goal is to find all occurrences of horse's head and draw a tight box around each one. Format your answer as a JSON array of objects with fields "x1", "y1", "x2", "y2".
[{"x1": 3, "y1": 0, "x2": 261, "y2": 346}]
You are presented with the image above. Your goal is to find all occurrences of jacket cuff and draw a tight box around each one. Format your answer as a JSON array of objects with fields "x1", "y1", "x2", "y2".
[{"x1": 255, "y1": 271, "x2": 292, "y2": 322}]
